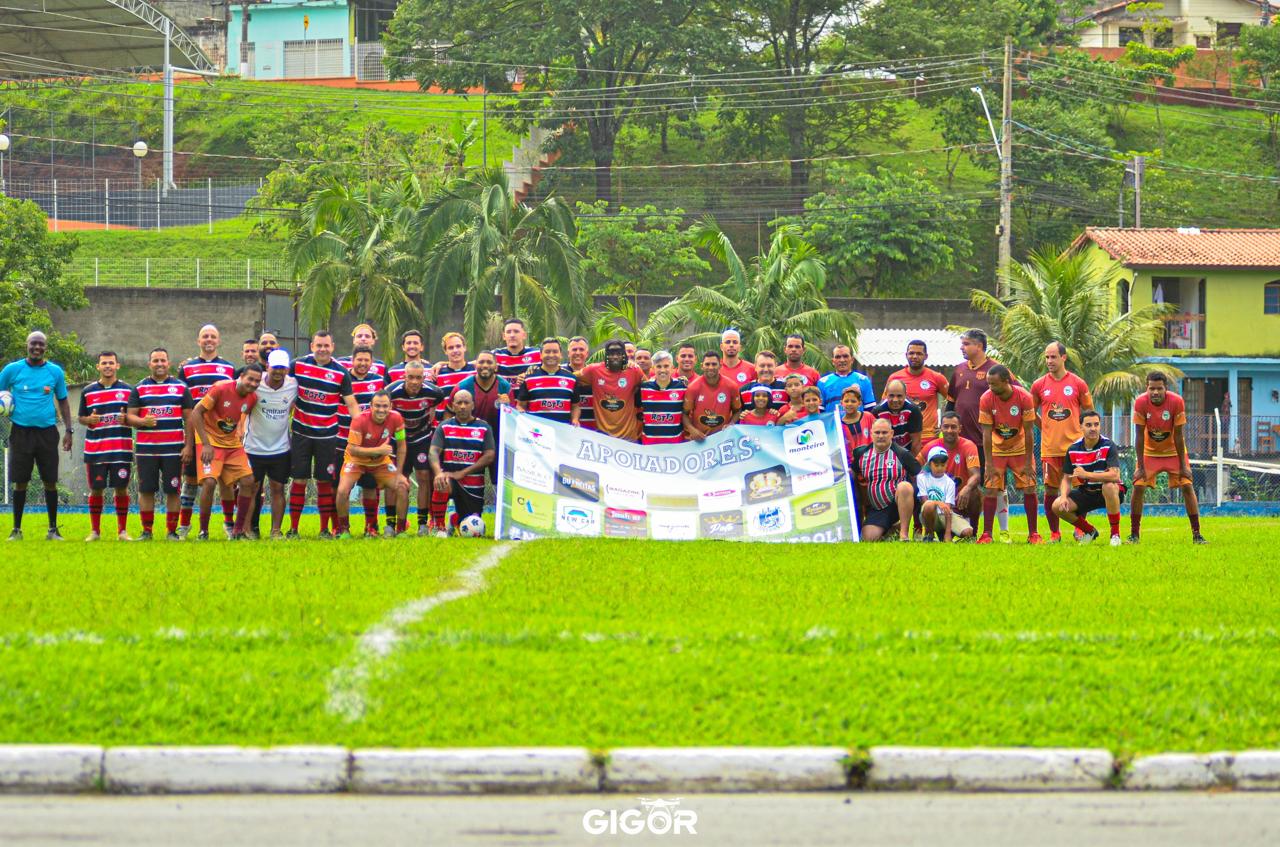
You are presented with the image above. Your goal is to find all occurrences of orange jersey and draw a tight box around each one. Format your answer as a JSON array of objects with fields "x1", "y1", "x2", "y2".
[
  {"x1": 196, "y1": 380, "x2": 257, "y2": 449},
  {"x1": 684, "y1": 376, "x2": 743, "y2": 433},
  {"x1": 917, "y1": 436, "x2": 981, "y2": 484},
  {"x1": 1132, "y1": 391, "x2": 1186, "y2": 458},
  {"x1": 886, "y1": 367, "x2": 950, "y2": 436},
  {"x1": 978, "y1": 386, "x2": 1035, "y2": 456},
  {"x1": 1031, "y1": 371, "x2": 1093, "y2": 457},
  {"x1": 344, "y1": 409, "x2": 405, "y2": 467}
]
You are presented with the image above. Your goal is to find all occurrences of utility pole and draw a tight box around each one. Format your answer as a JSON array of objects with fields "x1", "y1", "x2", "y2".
[
  {"x1": 998, "y1": 35, "x2": 1013, "y2": 299},
  {"x1": 1133, "y1": 154, "x2": 1145, "y2": 228},
  {"x1": 163, "y1": 16, "x2": 174, "y2": 194},
  {"x1": 240, "y1": 2, "x2": 251, "y2": 78}
]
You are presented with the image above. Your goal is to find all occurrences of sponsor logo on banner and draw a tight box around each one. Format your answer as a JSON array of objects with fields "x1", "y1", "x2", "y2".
[
  {"x1": 513, "y1": 453, "x2": 554, "y2": 493},
  {"x1": 517, "y1": 418, "x2": 556, "y2": 453},
  {"x1": 783, "y1": 421, "x2": 830, "y2": 470},
  {"x1": 604, "y1": 481, "x2": 647, "y2": 510},
  {"x1": 700, "y1": 510, "x2": 744, "y2": 539},
  {"x1": 698, "y1": 486, "x2": 742, "y2": 511},
  {"x1": 746, "y1": 501, "x2": 793, "y2": 537},
  {"x1": 555, "y1": 464, "x2": 601, "y2": 501},
  {"x1": 604, "y1": 507, "x2": 648, "y2": 538},
  {"x1": 743, "y1": 464, "x2": 791, "y2": 503},
  {"x1": 510, "y1": 486, "x2": 554, "y2": 530},
  {"x1": 793, "y1": 489, "x2": 839, "y2": 531},
  {"x1": 556, "y1": 500, "x2": 602, "y2": 535},
  {"x1": 648, "y1": 510, "x2": 699, "y2": 540},
  {"x1": 646, "y1": 492, "x2": 699, "y2": 510},
  {"x1": 791, "y1": 466, "x2": 834, "y2": 496}
]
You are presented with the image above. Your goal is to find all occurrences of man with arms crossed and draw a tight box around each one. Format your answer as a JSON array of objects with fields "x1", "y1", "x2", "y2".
[
  {"x1": 1130, "y1": 371, "x2": 1205, "y2": 544},
  {"x1": 335, "y1": 390, "x2": 409, "y2": 539}
]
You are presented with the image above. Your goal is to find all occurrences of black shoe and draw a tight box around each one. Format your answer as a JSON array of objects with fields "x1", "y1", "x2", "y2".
[
  {"x1": 1192, "y1": 533, "x2": 1208, "y2": 544},
  {"x1": 285, "y1": 529, "x2": 300, "y2": 541},
  {"x1": 195, "y1": 531, "x2": 209, "y2": 541},
  {"x1": 138, "y1": 530, "x2": 154, "y2": 541},
  {"x1": 166, "y1": 531, "x2": 181, "y2": 542},
  {"x1": 317, "y1": 530, "x2": 334, "y2": 540},
  {"x1": 1126, "y1": 534, "x2": 1140, "y2": 545}
]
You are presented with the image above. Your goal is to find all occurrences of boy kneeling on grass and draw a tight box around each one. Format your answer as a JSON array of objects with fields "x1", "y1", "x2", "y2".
[{"x1": 916, "y1": 445, "x2": 974, "y2": 542}]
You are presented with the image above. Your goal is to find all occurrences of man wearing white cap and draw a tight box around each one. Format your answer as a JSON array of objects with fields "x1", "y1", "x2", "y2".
[
  {"x1": 916, "y1": 444, "x2": 972, "y2": 542},
  {"x1": 244, "y1": 349, "x2": 297, "y2": 539},
  {"x1": 0, "y1": 331, "x2": 72, "y2": 540}
]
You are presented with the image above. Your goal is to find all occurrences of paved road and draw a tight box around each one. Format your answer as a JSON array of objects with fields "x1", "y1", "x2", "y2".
[{"x1": 2, "y1": 792, "x2": 1279, "y2": 846}]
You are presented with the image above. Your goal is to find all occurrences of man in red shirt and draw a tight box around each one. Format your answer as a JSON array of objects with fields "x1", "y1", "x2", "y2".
[
  {"x1": 918, "y1": 410, "x2": 982, "y2": 528},
  {"x1": 1031, "y1": 341, "x2": 1094, "y2": 542},
  {"x1": 684, "y1": 351, "x2": 743, "y2": 440},
  {"x1": 887, "y1": 339, "x2": 950, "y2": 440},
  {"x1": 335, "y1": 390, "x2": 409, "y2": 539},
  {"x1": 775, "y1": 333, "x2": 820, "y2": 386},
  {"x1": 576, "y1": 339, "x2": 645, "y2": 442},
  {"x1": 718, "y1": 329, "x2": 757, "y2": 389},
  {"x1": 949, "y1": 328, "x2": 1014, "y2": 542},
  {"x1": 1130, "y1": 371, "x2": 1205, "y2": 544},
  {"x1": 977, "y1": 364, "x2": 1041, "y2": 544},
  {"x1": 188, "y1": 365, "x2": 262, "y2": 541},
  {"x1": 675, "y1": 343, "x2": 700, "y2": 384}
]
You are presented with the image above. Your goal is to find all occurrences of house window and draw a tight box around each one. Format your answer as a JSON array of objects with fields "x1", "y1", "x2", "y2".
[
  {"x1": 1266, "y1": 281, "x2": 1280, "y2": 315},
  {"x1": 1154, "y1": 28, "x2": 1174, "y2": 48},
  {"x1": 1196, "y1": 35, "x2": 1211, "y2": 49},
  {"x1": 1119, "y1": 26, "x2": 1144, "y2": 46},
  {"x1": 1217, "y1": 22, "x2": 1243, "y2": 43},
  {"x1": 1117, "y1": 279, "x2": 1131, "y2": 314}
]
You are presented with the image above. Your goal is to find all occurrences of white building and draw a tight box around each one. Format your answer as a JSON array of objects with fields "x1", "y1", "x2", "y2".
[{"x1": 1075, "y1": 0, "x2": 1277, "y2": 49}]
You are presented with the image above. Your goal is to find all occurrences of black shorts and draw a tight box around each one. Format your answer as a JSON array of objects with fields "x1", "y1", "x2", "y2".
[
  {"x1": 1067, "y1": 484, "x2": 1126, "y2": 516},
  {"x1": 863, "y1": 500, "x2": 908, "y2": 531},
  {"x1": 447, "y1": 480, "x2": 484, "y2": 520},
  {"x1": 85, "y1": 461, "x2": 132, "y2": 491},
  {"x1": 249, "y1": 451, "x2": 291, "y2": 486},
  {"x1": 137, "y1": 454, "x2": 183, "y2": 495},
  {"x1": 9, "y1": 425, "x2": 59, "y2": 486},
  {"x1": 403, "y1": 433, "x2": 434, "y2": 474},
  {"x1": 290, "y1": 436, "x2": 338, "y2": 482}
]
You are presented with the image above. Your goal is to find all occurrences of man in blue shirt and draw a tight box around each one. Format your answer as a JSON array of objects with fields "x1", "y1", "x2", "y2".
[
  {"x1": 818, "y1": 344, "x2": 875, "y2": 412},
  {"x1": 0, "y1": 331, "x2": 74, "y2": 540}
]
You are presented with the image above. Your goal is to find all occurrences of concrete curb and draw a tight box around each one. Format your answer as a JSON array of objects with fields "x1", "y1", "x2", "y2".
[
  {"x1": 0, "y1": 745, "x2": 102, "y2": 793},
  {"x1": 102, "y1": 746, "x2": 349, "y2": 794},
  {"x1": 351, "y1": 748, "x2": 599, "y2": 794},
  {"x1": 604, "y1": 747, "x2": 850, "y2": 793},
  {"x1": 868, "y1": 747, "x2": 1114, "y2": 791},
  {"x1": 4, "y1": 746, "x2": 1280, "y2": 794}
]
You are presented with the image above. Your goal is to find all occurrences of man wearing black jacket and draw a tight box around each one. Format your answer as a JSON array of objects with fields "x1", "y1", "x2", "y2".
[{"x1": 851, "y1": 417, "x2": 921, "y2": 542}]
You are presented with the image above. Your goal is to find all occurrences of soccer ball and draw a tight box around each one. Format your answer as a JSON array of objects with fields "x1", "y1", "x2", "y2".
[
  {"x1": 457, "y1": 514, "x2": 486, "y2": 538},
  {"x1": 0, "y1": 391, "x2": 12, "y2": 417}
]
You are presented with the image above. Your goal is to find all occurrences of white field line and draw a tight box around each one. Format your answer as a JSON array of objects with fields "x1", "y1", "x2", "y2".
[{"x1": 325, "y1": 542, "x2": 515, "y2": 723}]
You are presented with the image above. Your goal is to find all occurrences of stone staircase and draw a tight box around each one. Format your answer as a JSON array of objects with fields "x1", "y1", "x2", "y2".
[{"x1": 501, "y1": 125, "x2": 565, "y2": 203}]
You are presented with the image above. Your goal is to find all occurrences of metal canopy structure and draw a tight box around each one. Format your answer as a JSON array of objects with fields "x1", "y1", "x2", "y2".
[{"x1": 0, "y1": 0, "x2": 216, "y2": 77}]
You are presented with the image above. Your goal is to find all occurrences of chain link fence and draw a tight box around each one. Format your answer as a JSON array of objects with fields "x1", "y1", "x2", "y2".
[{"x1": 1, "y1": 178, "x2": 261, "y2": 230}]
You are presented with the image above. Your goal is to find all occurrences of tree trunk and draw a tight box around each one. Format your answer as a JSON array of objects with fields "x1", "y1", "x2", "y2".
[
  {"x1": 588, "y1": 116, "x2": 616, "y2": 208},
  {"x1": 660, "y1": 111, "x2": 669, "y2": 154},
  {"x1": 784, "y1": 108, "x2": 809, "y2": 213}
]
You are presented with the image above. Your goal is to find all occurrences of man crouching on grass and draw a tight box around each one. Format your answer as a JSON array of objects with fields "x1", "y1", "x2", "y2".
[
  {"x1": 851, "y1": 418, "x2": 920, "y2": 542},
  {"x1": 1053, "y1": 409, "x2": 1125, "y2": 546},
  {"x1": 335, "y1": 391, "x2": 410, "y2": 539}
]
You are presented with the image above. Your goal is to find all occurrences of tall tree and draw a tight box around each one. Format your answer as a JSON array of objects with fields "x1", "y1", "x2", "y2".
[
  {"x1": 383, "y1": 0, "x2": 729, "y2": 206},
  {"x1": 645, "y1": 220, "x2": 857, "y2": 368},
  {"x1": 971, "y1": 247, "x2": 1175, "y2": 408},
  {"x1": 414, "y1": 168, "x2": 587, "y2": 351}
]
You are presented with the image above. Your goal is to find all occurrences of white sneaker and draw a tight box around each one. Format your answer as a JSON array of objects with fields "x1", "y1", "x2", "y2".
[
  {"x1": 85, "y1": 531, "x2": 100, "y2": 542},
  {"x1": 175, "y1": 525, "x2": 190, "y2": 539},
  {"x1": 118, "y1": 531, "x2": 134, "y2": 542},
  {"x1": 1110, "y1": 534, "x2": 1122, "y2": 547}
]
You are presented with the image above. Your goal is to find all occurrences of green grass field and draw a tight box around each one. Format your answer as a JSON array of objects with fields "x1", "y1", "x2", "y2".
[{"x1": 0, "y1": 515, "x2": 1276, "y2": 757}]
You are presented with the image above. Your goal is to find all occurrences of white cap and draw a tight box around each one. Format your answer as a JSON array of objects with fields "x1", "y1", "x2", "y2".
[
  {"x1": 927, "y1": 446, "x2": 949, "y2": 463},
  {"x1": 267, "y1": 349, "x2": 290, "y2": 369}
]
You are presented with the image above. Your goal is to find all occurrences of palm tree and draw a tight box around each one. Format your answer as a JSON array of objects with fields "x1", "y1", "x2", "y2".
[
  {"x1": 644, "y1": 220, "x2": 858, "y2": 368},
  {"x1": 971, "y1": 247, "x2": 1178, "y2": 409},
  {"x1": 413, "y1": 168, "x2": 587, "y2": 352},
  {"x1": 590, "y1": 297, "x2": 667, "y2": 350},
  {"x1": 289, "y1": 177, "x2": 425, "y2": 361}
]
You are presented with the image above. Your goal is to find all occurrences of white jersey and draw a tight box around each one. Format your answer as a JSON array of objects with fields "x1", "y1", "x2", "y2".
[
  {"x1": 915, "y1": 469, "x2": 956, "y2": 506},
  {"x1": 245, "y1": 376, "x2": 297, "y2": 456}
]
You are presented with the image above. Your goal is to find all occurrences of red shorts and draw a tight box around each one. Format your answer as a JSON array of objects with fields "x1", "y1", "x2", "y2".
[
  {"x1": 1136, "y1": 454, "x2": 1188, "y2": 487},
  {"x1": 985, "y1": 453, "x2": 1037, "y2": 491},
  {"x1": 1042, "y1": 456, "x2": 1066, "y2": 487}
]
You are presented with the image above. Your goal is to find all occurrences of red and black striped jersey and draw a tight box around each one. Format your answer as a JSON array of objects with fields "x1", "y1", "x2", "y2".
[
  {"x1": 1063, "y1": 435, "x2": 1120, "y2": 493},
  {"x1": 387, "y1": 379, "x2": 442, "y2": 441},
  {"x1": 386, "y1": 358, "x2": 430, "y2": 385},
  {"x1": 337, "y1": 371, "x2": 386, "y2": 440},
  {"x1": 434, "y1": 363, "x2": 476, "y2": 424},
  {"x1": 739, "y1": 379, "x2": 787, "y2": 412},
  {"x1": 289, "y1": 355, "x2": 354, "y2": 440},
  {"x1": 515, "y1": 365, "x2": 577, "y2": 424},
  {"x1": 336, "y1": 356, "x2": 386, "y2": 380},
  {"x1": 79, "y1": 380, "x2": 134, "y2": 464},
  {"x1": 178, "y1": 356, "x2": 234, "y2": 401},
  {"x1": 430, "y1": 419, "x2": 494, "y2": 495},
  {"x1": 639, "y1": 378, "x2": 688, "y2": 445},
  {"x1": 492, "y1": 346, "x2": 540, "y2": 380},
  {"x1": 574, "y1": 376, "x2": 596, "y2": 431},
  {"x1": 128, "y1": 377, "x2": 194, "y2": 457}
]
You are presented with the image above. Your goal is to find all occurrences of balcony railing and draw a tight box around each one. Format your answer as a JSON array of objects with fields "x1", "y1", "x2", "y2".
[{"x1": 1156, "y1": 312, "x2": 1205, "y2": 350}]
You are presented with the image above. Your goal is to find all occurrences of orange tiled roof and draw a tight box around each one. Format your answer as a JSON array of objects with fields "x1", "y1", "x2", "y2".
[{"x1": 1072, "y1": 227, "x2": 1280, "y2": 269}]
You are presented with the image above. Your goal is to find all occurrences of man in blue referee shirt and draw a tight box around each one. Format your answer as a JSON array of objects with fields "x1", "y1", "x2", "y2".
[{"x1": 0, "y1": 331, "x2": 74, "y2": 540}]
